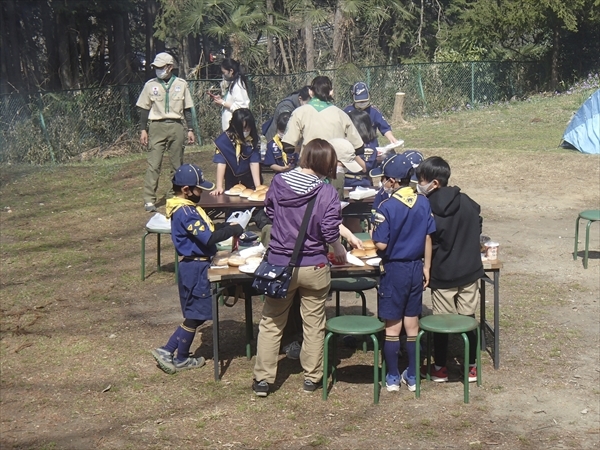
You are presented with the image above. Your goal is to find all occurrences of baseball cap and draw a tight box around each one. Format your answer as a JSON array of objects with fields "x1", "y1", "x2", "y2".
[
  {"x1": 369, "y1": 153, "x2": 412, "y2": 180},
  {"x1": 402, "y1": 150, "x2": 424, "y2": 181},
  {"x1": 328, "y1": 138, "x2": 363, "y2": 173},
  {"x1": 150, "y1": 52, "x2": 175, "y2": 68},
  {"x1": 172, "y1": 164, "x2": 215, "y2": 190},
  {"x1": 351, "y1": 82, "x2": 370, "y2": 102}
]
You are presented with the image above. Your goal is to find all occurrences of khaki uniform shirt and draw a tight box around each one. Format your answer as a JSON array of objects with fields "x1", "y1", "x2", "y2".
[
  {"x1": 282, "y1": 103, "x2": 363, "y2": 152},
  {"x1": 136, "y1": 77, "x2": 194, "y2": 120}
]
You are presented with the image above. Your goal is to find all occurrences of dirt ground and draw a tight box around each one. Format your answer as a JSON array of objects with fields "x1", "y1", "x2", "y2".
[{"x1": 1, "y1": 147, "x2": 599, "y2": 449}]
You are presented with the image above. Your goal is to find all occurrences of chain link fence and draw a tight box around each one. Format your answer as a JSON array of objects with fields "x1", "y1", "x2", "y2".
[{"x1": 0, "y1": 61, "x2": 538, "y2": 164}]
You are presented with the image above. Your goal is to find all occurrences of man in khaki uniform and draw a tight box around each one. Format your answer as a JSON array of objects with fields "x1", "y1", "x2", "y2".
[{"x1": 137, "y1": 52, "x2": 195, "y2": 212}]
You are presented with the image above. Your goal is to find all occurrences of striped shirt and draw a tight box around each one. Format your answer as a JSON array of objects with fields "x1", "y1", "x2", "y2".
[{"x1": 281, "y1": 169, "x2": 322, "y2": 195}]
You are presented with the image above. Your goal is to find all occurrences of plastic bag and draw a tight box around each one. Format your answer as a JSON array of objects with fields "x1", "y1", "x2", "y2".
[
  {"x1": 145, "y1": 213, "x2": 171, "y2": 232},
  {"x1": 226, "y1": 207, "x2": 255, "y2": 230}
]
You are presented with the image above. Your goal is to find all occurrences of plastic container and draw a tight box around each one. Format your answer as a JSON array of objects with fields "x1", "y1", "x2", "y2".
[{"x1": 485, "y1": 241, "x2": 499, "y2": 261}]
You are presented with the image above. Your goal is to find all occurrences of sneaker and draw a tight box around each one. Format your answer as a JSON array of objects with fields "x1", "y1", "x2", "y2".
[
  {"x1": 303, "y1": 379, "x2": 322, "y2": 393},
  {"x1": 420, "y1": 364, "x2": 448, "y2": 382},
  {"x1": 151, "y1": 348, "x2": 175, "y2": 374},
  {"x1": 283, "y1": 341, "x2": 301, "y2": 360},
  {"x1": 252, "y1": 379, "x2": 269, "y2": 397},
  {"x1": 385, "y1": 373, "x2": 400, "y2": 392},
  {"x1": 173, "y1": 356, "x2": 206, "y2": 372},
  {"x1": 401, "y1": 369, "x2": 416, "y2": 392},
  {"x1": 145, "y1": 202, "x2": 157, "y2": 212},
  {"x1": 467, "y1": 365, "x2": 477, "y2": 383}
]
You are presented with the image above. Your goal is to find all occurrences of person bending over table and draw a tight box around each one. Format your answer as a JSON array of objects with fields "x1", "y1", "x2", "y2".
[
  {"x1": 252, "y1": 139, "x2": 348, "y2": 397},
  {"x1": 211, "y1": 108, "x2": 262, "y2": 196}
]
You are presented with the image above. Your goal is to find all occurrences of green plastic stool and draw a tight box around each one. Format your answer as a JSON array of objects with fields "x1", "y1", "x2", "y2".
[
  {"x1": 323, "y1": 315, "x2": 385, "y2": 404},
  {"x1": 416, "y1": 314, "x2": 481, "y2": 404},
  {"x1": 574, "y1": 209, "x2": 600, "y2": 269},
  {"x1": 141, "y1": 228, "x2": 179, "y2": 282},
  {"x1": 330, "y1": 277, "x2": 377, "y2": 316}
]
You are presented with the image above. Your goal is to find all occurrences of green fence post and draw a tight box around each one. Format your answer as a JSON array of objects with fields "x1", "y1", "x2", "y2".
[
  {"x1": 366, "y1": 67, "x2": 371, "y2": 87},
  {"x1": 417, "y1": 64, "x2": 427, "y2": 113},
  {"x1": 191, "y1": 106, "x2": 202, "y2": 146},
  {"x1": 471, "y1": 62, "x2": 475, "y2": 105}
]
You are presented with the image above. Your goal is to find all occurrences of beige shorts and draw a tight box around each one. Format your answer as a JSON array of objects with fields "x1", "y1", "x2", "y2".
[{"x1": 431, "y1": 281, "x2": 479, "y2": 316}]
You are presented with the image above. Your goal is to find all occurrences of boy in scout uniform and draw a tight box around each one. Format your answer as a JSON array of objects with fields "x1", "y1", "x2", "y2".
[{"x1": 137, "y1": 52, "x2": 196, "y2": 212}]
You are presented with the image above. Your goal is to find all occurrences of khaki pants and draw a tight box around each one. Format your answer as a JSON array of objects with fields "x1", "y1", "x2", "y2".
[
  {"x1": 431, "y1": 281, "x2": 479, "y2": 316},
  {"x1": 253, "y1": 265, "x2": 331, "y2": 384},
  {"x1": 143, "y1": 121, "x2": 185, "y2": 204}
]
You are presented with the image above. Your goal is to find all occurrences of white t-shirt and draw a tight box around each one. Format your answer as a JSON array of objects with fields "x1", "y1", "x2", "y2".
[{"x1": 221, "y1": 79, "x2": 250, "y2": 131}]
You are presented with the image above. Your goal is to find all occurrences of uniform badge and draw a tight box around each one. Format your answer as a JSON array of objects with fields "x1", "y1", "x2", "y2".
[
  {"x1": 152, "y1": 87, "x2": 159, "y2": 96},
  {"x1": 364, "y1": 148, "x2": 374, "y2": 156},
  {"x1": 373, "y1": 212, "x2": 386, "y2": 225},
  {"x1": 175, "y1": 86, "x2": 181, "y2": 92}
]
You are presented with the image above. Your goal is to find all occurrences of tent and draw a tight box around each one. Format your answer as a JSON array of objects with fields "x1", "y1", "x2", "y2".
[{"x1": 561, "y1": 89, "x2": 600, "y2": 154}]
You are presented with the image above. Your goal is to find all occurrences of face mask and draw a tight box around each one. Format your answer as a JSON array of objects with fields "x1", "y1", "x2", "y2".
[
  {"x1": 336, "y1": 165, "x2": 347, "y2": 174},
  {"x1": 187, "y1": 191, "x2": 200, "y2": 204},
  {"x1": 155, "y1": 68, "x2": 170, "y2": 80},
  {"x1": 243, "y1": 130, "x2": 251, "y2": 138},
  {"x1": 417, "y1": 180, "x2": 435, "y2": 196},
  {"x1": 355, "y1": 101, "x2": 370, "y2": 110},
  {"x1": 383, "y1": 187, "x2": 394, "y2": 195}
]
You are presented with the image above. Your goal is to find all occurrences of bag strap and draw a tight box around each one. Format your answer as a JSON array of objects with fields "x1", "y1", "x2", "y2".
[{"x1": 289, "y1": 196, "x2": 317, "y2": 267}]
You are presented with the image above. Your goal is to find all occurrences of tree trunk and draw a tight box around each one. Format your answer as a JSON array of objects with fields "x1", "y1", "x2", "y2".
[
  {"x1": 550, "y1": 24, "x2": 560, "y2": 91},
  {"x1": 278, "y1": 37, "x2": 290, "y2": 74},
  {"x1": 305, "y1": 18, "x2": 314, "y2": 71},
  {"x1": 3, "y1": 0, "x2": 22, "y2": 92},
  {"x1": 67, "y1": 14, "x2": 80, "y2": 89},
  {"x1": 145, "y1": 0, "x2": 164, "y2": 79},
  {"x1": 332, "y1": 1, "x2": 344, "y2": 67},
  {"x1": 57, "y1": 11, "x2": 75, "y2": 89},
  {"x1": 41, "y1": 0, "x2": 60, "y2": 90},
  {"x1": 112, "y1": 13, "x2": 127, "y2": 84},
  {"x1": 266, "y1": 0, "x2": 275, "y2": 70},
  {"x1": 187, "y1": 33, "x2": 200, "y2": 75},
  {"x1": 78, "y1": 16, "x2": 91, "y2": 86}
]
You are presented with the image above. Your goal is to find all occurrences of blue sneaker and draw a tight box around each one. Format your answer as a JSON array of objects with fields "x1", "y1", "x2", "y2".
[
  {"x1": 401, "y1": 369, "x2": 416, "y2": 392},
  {"x1": 151, "y1": 348, "x2": 175, "y2": 374},
  {"x1": 385, "y1": 373, "x2": 400, "y2": 392}
]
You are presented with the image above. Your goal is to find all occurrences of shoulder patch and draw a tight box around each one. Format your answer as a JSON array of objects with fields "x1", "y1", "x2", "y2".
[
  {"x1": 364, "y1": 148, "x2": 374, "y2": 156},
  {"x1": 373, "y1": 212, "x2": 386, "y2": 225}
]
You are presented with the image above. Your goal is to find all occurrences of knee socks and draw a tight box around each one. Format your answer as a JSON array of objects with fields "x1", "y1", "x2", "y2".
[
  {"x1": 384, "y1": 335, "x2": 400, "y2": 377},
  {"x1": 406, "y1": 336, "x2": 417, "y2": 379},
  {"x1": 163, "y1": 319, "x2": 205, "y2": 363}
]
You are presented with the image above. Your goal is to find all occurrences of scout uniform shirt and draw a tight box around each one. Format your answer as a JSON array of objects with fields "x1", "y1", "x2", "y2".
[
  {"x1": 263, "y1": 135, "x2": 298, "y2": 169},
  {"x1": 372, "y1": 187, "x2": 436, "y2": 261},
  {"x1": 136, "y1": 76, "x2": 194, "y2": 120},
  {"x1": 166, "y1": 197, "x2": 217, "y2": 258},
  {"x1": 344, "y1": 104, "x2": 393, "y2": 137},
  {"x1": 213, "y1": 132, "x2": 260, "y2": 178}
]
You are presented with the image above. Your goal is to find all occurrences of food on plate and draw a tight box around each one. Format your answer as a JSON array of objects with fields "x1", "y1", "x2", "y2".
[
  {"x1": 364, "y1": 248, "x2": 378, "y2": 258},
  {"x1": 350, "y1": 248, "x2": 366, "y2": 258},
  {"x1": 255, "y1": 184, "x2": 269, "y2": 191},
  {"x1": 248, "y1": 191, "x2": 266, "y2": 201},
  {"x1": 361, "y1": 239, "x2": 375, "y2": 250},
  {"x1": 212, "y1": 256, "x2": 229, "y2": 266},
  {"x1": 245, "y1": 256, "x2": 263, "y2": 266},
  {"x1": 229, "y1": 184, "x2": 246, "y2": 194},
  {"x1": 239, "y1": 188, "x2": 254, "y2": 198},
  {"x1": 227, "y1": 254, "x2": 247, "y2": 266}
]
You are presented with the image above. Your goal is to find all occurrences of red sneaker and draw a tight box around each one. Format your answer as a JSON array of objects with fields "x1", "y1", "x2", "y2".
[
  {"x1": 420, "y1": 364, "x2": 448, "y2": 382},
  {"x1": 467, "y1": 366, "x2": 477, "y2": 383}
]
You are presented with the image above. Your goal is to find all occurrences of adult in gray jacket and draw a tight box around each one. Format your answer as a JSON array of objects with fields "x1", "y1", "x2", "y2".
[
  {"x1": 262, "y1": 86, "x2": 311, "y2": 141},
  {"x1": 252, "y1": 139, "x2": 347, "y2": 397}
]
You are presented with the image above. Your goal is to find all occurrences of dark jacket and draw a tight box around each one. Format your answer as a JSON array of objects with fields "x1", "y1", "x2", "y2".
[
  {"x1": 265, "y1": 173, "x2": 341, "y2": 267},
  {"x1": 264, "y1": 93, "x2": 301, "y2": 141},
  {"x1": 427, "y1": 186, "x2": 484, "y2": 289}
]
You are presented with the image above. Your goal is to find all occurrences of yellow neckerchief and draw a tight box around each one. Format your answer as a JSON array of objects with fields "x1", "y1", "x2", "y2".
[
  {"x1": 234, "y1": 136, "x2": 254, "y2": 163},
  {"x1": 166, "y1": 197, "x2": 214, "y2": 232},
  {"x1": 273, "y1": 135, "x2": 287, "y2": 164},
  {"x1": 391, "y1": 186, "x2": 418, "y2": 208}
]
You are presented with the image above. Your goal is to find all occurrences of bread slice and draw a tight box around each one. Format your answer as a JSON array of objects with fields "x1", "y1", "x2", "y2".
[
  {"x1": 248, "y1": 191, "x2": 266, "y2": 201},
  {"x1": 255, "y1": 184, "x2": 269, "y2": 191},
  {"x1": 239, "y1": 188, "x2": 254, "y2": 198},
  {"x1": 229, "y1": 184, "x2": 246, "y2": 194},
  {"x1": 364, "y1": 248, "x2": 378, "y2": 258},
  {"x1": 351, "y1": 248, "x2": 366, "y2": 258},
  {"x1": 362, "y1": 239, "x2": 376, "y2": 250},
  {"x1": 227, "y1": 254, "x2": 246, "y2": 266}
]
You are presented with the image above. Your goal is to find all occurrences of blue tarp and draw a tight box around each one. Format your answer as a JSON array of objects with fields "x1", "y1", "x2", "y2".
[{"x1": 562, "y1": 90, "x2": 600, "y2": 154}]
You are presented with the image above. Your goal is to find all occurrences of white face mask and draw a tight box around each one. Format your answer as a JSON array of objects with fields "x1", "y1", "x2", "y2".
[
  {"x1": 336, "y1": 165, "x2": 347, "y2": 174},
  {"x1": 243, "y1": 131, "x2": 251, "y2": 138},
  {"x1": 417, "y1": 180, "x2": 435, "y2": 196},
  {"x1": 155, "y1": 68, "x2": 170, "y2": 80}
]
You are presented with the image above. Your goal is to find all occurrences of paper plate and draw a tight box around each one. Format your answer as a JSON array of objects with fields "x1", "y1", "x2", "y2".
[
  {"x1": 238, "y1": 264, "x2": 259, "y2": 274},
  {"x1": 366, "y1": 257, "x2": 381, "y2": 266},
  {"x1": 224, "y1": 190, "x2": 240, "y2": 196},
  {"x1": 346, "y1": 252, "x2": 365, "y2": 266}
]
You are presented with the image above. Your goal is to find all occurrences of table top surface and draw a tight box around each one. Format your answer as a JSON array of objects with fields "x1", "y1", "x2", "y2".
[
  {"x1": 208, "y1": 259, "x2": 502, "y2": 282},
  {"x1": 198, "y1": 191, "x2": 265, "y2": 209}
]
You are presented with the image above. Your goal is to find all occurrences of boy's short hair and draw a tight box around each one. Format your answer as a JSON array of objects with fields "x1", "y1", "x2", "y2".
[
  {"x1": 276, "y1": 112, "x2": 291, "y2": 132},
  {"x1": 415, "y1": 156, "x2": 451, "y2": 187}
]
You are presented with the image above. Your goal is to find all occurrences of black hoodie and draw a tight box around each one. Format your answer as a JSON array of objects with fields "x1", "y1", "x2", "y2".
[{"x1": 427, "y1": 186, "x2": 485, "y2": 289}]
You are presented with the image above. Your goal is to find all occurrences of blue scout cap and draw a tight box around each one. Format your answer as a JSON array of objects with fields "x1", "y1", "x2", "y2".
[
  {"x1": 402, "y1": 150, "x2": 424, "y2": 181},
  {"x1": 172, "y1": 164, "x2": 215, "y2": 190},
  {"x1": 369, "y1": 153, "x2": 412, "y2": 180},
  {"x1": 351, "y1": 82, "x2": 370, "y2": 102}
]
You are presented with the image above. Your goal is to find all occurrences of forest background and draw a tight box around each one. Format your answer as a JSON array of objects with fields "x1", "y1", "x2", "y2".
[{"x1": 1, "y1": 0, "x2": 599, "y2": 163}]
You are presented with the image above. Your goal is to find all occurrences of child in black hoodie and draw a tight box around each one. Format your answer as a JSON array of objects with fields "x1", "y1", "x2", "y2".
[{"x1": 415, "y1": 157, "x2": 484, "y2": 383}]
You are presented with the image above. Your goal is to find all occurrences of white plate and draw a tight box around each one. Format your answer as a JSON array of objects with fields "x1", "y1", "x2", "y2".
[
  {"x1": 238, "y1": 264, "x2": 259, "y2": 274},
  {"x1": 224, "y1": 190, "x2": 240, "y2": 196},
  {"x1": 346, "y1": 252, "x2": 365, "y2": 266},
  {"x1": 366, "y1": 257, "x2": 381, "y2": 266}
]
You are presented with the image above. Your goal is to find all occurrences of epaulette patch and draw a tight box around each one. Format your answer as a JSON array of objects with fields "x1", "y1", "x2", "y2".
[
  {"x1": 364, "y1": 148, "x2": 374, "y2": 156},
  {"x1": 373, "y1": 212, "x2": 386, "y2": 225}
]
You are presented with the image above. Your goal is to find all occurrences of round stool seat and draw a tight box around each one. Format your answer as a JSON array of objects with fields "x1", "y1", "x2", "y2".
[
  {"x1": 326, "y1": 315, "x2": 384, "y2": 335},
  {"x1": 330, "y1": 277, "x2": 377, "y2": 292},
  {"x1": 419, "y1": 314, "x2": 478, "y2": 334},
  {"x1": 579, "y1": 210, "x2": 600, "y2": 221}
]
